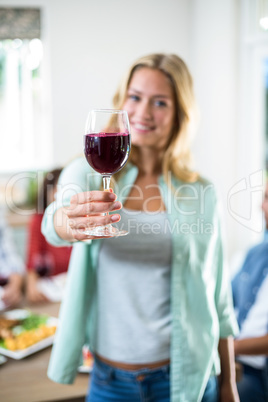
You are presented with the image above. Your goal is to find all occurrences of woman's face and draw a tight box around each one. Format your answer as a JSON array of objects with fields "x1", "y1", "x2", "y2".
[{"x1": 123, "y1": 67, "x2": 175, "y2": 151}]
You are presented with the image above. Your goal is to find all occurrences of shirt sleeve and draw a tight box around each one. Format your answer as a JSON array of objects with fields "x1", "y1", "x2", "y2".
[{"x1": 213, "y1": 198, "x2": 239, "y2": 338}]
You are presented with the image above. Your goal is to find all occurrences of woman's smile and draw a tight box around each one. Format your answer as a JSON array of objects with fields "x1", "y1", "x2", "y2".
[{"x1": 131, "y1": 121, "x2": 155, "y2": 134}]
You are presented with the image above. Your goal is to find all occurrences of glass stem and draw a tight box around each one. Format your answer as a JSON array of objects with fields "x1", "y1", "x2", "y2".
[
  {"x1": 102, "y1": 175, "x2": 111, "y2": 222},
  {"x1": 102, "y1": 175, "x2": 111, "y2": 192}
]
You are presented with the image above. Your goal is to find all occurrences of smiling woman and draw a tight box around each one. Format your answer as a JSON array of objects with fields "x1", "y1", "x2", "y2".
[
  {"x1": 42, "y1": 53, "x2": 239, "y2": 402},
  {"x1": 113, "y1": 53, "x2": 199, "y2": 184}
]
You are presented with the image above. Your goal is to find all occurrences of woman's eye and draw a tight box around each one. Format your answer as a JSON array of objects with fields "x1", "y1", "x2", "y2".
[
  {"x1": 155, "y1": 100, "x2": 167, "y2": 107},
  {"x1": 129, "y1": 94, "x2": 140, "y2": 102}
]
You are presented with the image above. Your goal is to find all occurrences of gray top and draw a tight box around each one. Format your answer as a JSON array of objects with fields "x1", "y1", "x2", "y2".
[{"x1": 91, "y1": 208, "x2": 172, "y2": 363}]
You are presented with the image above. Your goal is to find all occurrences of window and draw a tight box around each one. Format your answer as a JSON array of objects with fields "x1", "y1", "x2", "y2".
[{"x1": 0, "y1": 8, "x2": 51, "y2": 172}]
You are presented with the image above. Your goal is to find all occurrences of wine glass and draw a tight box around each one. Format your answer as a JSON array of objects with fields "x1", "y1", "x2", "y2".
[{"x1": 83, "y1": 109, "x2": 131, "y2": 237}]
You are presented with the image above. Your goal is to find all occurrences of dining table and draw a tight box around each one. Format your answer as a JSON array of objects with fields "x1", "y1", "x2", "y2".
[{"x1": 0, "y1": 301, "x2": 90, "y2": 402}]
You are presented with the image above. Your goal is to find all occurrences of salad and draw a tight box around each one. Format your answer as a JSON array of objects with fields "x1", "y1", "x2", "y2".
[{"x1": 0, "y1": 310, "x2": 57, "y2": 351}]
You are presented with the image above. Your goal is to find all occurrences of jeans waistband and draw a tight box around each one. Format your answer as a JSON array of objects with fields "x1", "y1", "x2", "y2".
[
  {"x1": 94, "y1": 352, "x2": 170, "y2": 371},
  {"x1": 93, "y1": 354, "x2": 170, "y2": 381}
]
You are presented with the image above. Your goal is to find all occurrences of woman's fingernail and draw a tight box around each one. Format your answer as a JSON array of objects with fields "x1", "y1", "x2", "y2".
[
  {"x1": 111, "y1": 214, "x2": 120, "y2": 222},
  {"x1": 112, "y1": 201, "x2": 121, "y2": 209},
  {"x1": 108, "y1": 192, "x2": 116, "y2": 200}
]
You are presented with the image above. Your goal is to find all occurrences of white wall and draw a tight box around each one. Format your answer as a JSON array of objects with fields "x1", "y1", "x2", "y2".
[
  {"x1": 190, "y1": 0, "x2": 266, "y2": 261},
  {"x1": 47, "y1": 0, "x2": 192, "y2": 166},
  {"x1": 190, "y1": 0, "x2": 241, "y2": 259},
  {"x1": 1, "y1": 0, "x2": 265, "y2": 261},
  {"x1": 234, "y1": 0, "x2": 267, "y2": 254}
]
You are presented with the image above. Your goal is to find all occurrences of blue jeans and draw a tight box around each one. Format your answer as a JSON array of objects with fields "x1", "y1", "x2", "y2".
[
  {"x1": 86, "y1": 356, "x2": 219, "y2": 401},
  {"x1": 236, "y1": 363, "x2": 268, "y2": 402}
]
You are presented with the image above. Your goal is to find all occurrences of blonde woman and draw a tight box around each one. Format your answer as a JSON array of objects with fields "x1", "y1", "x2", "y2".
[{"x1": 42, "y1": 54, "x2": 239, "y2": 402}]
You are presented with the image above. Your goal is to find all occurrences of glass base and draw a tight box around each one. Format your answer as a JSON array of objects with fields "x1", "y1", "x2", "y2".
[{"x1": 83, "y1": 224, "x2": 128, "y2": 238}]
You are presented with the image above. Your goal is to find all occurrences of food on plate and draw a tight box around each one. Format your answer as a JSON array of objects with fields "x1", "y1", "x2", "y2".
[
  {"x1": 0, "y1": 317, "x2": 21, "y2": 339},
  {"x1": 0, "y1": 311, "x2": 57, "y2": 351},
  {"x1": 0, "y1": 317, "x2": 20, "y2": 329}
]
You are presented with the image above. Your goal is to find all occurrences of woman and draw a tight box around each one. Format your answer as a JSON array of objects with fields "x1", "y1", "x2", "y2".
[
  {"x1": 42, "y1": 54, "x2": 239, "y2": 401},
  {"x1": 26, "y1": 168, "x2": 72, "y2": 303}
]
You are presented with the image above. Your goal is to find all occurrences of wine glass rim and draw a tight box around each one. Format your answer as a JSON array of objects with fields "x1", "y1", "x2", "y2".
[{"x1": 90, "y1": 109, "x2": 127, "y2": 114}]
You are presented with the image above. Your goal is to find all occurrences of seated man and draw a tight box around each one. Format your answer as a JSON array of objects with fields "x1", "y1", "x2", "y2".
[
  {"x1": 0, "y1": 210, "x2": 25, "y2": 309},
  {"x1": 232, "y1": 180, "x2": 268, "y2": 402}
]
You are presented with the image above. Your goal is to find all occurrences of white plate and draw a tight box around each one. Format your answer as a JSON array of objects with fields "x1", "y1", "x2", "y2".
[
  {"x1": 0, "y1": 309, "x2": 58, "y2": 360},
  {"x1": 0, "y1": 354, "x2": 7, "y2": 365},
  {"x1": 3, "y1": 309, "x2": 30, "y2": 320}
]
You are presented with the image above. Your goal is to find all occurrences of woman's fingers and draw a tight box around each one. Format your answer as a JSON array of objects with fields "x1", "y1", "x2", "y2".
[
  {"x1": 70, "y1": 213, "x2": 121, "y2": 241},
  {"x1": 67, "y1": 191, "x2": 121, "y2": 218},
  {"x1": 62, "y1": 191, "x2": 122, "y2": 241},
  {"x1": 68, "y1": 213, "x2": 121, "y2": 231},
  {"x1": 67, "y1": 200, "x2": 122, "y2": 218},
  {"x1": 70, "y1": 190, "x2": 116, "y2": 205}
]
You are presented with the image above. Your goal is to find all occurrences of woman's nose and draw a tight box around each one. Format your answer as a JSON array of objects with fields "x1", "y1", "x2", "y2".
[{"x1": 137, "y1": 101, "x2": 153, "y2": 120}]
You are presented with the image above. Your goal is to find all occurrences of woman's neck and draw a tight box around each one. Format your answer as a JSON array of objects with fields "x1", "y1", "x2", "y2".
[{"x1": 132, "y1": 147, "x2": 163, "y2": 176}]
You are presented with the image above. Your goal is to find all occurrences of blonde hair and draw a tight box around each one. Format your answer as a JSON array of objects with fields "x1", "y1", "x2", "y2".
[{"x1": 113, "y1": 53, "x2": 199, "y2": 183}]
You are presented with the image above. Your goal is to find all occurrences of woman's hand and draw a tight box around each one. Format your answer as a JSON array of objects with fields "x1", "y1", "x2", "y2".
[
  {"x1": 26, "y1": 271, "x2": 50, "y2": 303},
  {"x1": 58, "y1": 190, "x2": 122, "y2": 242},
  {"x1": 2, "y1": 273, "x2": 23, "y2": 307}
]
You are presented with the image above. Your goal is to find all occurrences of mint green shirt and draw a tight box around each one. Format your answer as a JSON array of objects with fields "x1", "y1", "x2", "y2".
[{"x1": 42, "y1": 157, "x2": 238, "y2": 402}]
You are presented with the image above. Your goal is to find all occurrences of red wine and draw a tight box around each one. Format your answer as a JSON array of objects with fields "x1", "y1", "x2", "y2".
[
  {"x1": 36, "y1": 265, "x2": 50, "y2": 277},
  {"x1": 84, "y1": 132, "x2": 130, "y2": 175},
  {"x1": 0, "y1": 276, "x2": 9, "y2": 287},
  {"x1": 33, "y1": 255, "x2": 53, "y2": 277}
]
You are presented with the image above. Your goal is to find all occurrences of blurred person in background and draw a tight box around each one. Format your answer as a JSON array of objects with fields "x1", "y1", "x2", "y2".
[
  {"x1": 25, "y1": 168, "x2": 72, "y2": 303},
  {"x1": 0, "y1": 209, "x2": 25, "y2": 309},
  {"x1": 232, "y1": 179, "x2": 268, "y2": 402},
  {"x1": 42, "y1": 54, "x2": 239, "y2": 402}
]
